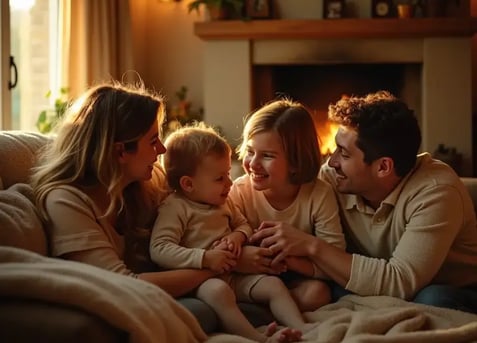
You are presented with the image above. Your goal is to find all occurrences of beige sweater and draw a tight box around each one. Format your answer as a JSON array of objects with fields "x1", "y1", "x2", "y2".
[
  {"x1": 229, "y1": 176, "x2": 345, "y2": 249},
  {"x1": 150, "y1": 193, "x2": 253, "y2": 270},
  {"x1": 320, "y1": 153, "x2": 477, "y2": 299}
]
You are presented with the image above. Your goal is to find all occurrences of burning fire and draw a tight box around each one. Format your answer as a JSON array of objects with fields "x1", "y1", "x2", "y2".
[{"x1": 317, "y1": 121, "x2": 339, "y2": 156}]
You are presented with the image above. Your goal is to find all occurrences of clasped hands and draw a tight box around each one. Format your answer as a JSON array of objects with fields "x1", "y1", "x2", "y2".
[{"x1": 204, "y1": 221, "x2": 311, "y2": 275}]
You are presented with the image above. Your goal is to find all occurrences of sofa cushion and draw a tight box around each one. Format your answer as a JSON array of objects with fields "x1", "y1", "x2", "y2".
[
  {"x1": 0, "y1": 131, "x2": 50, "y2": 190},
  {"x1": 0, "y1": 183, "x2": 47, "y2": 255}
]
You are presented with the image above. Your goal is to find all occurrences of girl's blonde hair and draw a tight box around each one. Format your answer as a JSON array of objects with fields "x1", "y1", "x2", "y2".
[
  {"x1": 31, "y1": 81, "x2": 168, "y2": 229},
  {"x1": 163, "y1": 122, "x2": 231, "y2": 192},
  {"x1": 238, "y1": 98, "x2": 322, "y2": 184}
]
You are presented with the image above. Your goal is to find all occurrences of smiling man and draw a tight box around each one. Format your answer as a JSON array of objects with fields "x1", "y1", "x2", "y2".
[{"x1": 251, "y1": 91, "x2": 477, "y2": 314}]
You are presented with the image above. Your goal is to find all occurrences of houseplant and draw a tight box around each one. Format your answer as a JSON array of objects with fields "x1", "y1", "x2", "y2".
[
  {"x1": 164, "y1": 86, "x2": 203, "y2": 137},
  {"x1": 187, "y1": 0, "x2": 244, "y2": 20},
  {"x1": 36, "y1": 87, "x2": 70, "y2": 134}
]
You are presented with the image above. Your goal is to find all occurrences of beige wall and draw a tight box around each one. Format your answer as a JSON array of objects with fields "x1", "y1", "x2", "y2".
[{"x1": 130, "y1": 0, "x2": 204, "y2": 109}]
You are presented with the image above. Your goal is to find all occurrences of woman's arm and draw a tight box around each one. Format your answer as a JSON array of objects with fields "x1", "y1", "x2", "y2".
[
  {"x1": 47, "y1": 188, "x2": 216, "y2": 298},
  {"x1": 65, "y1": 249, "x2": 215, "y2": 298},
  {"x1": 138, "y1": 269, "x2": 214, "y2": 297}
]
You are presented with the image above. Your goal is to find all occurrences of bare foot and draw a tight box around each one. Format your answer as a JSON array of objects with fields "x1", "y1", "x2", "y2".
[{"x1": 263, "y1": 322, "x2": 302, "y2": 343}]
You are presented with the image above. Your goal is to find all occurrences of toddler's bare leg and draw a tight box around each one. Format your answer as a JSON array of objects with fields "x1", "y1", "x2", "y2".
[
  {"x1": 196, "y1": 278, "x2": 271, "y2": 342},
  {"x1": 251, "y1": 276, "x2": 311, "y2": 332}
]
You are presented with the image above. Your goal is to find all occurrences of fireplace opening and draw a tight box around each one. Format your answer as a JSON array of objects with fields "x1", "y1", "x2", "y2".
[{"x1": 252, "y1": 63, "x2": 422, "y2": 156}]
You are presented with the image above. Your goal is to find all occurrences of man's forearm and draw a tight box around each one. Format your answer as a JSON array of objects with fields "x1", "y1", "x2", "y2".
[{"x1": 308, "y1": 238, "x2": 353, "y2": 288}]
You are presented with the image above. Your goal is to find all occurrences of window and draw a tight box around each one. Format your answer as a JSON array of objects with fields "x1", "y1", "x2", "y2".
[{"x1": 1, "y1": 0, "x2": 59, "y2": 131}]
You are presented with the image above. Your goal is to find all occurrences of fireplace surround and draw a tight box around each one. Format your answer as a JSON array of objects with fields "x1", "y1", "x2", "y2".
[{"x1": 195, "y1": 19, "x2": 476, "y2": 176}]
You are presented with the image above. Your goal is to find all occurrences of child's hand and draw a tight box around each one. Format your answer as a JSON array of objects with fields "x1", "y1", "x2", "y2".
[
  {"x1": 203, "y1": 249, "x2": 237, "y2": 274},
  {"x1": 221, "y1": 231, "x2": 246, "y2": 257},
  {"x1": 211, "y1": 239, "x2": 229, "y2": 251}
]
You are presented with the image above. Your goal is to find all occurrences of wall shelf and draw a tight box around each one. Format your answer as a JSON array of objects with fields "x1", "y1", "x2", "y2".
[{"x1": 194, "y1": 18, "x2": 477, "y2": 40}]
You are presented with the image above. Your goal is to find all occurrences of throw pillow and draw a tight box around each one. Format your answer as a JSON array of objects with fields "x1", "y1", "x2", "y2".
[
  {"x1": 0, "y1": 131, "x2": 50, "y2": 190},
  {"x1": 0, "y1": 183, "x2": 47, "y2": 256}
]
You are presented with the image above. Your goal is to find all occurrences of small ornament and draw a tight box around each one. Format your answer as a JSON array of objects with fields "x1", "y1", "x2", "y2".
[{"x1": 372, "y1": 0, "x2": 393, "y2": 18}]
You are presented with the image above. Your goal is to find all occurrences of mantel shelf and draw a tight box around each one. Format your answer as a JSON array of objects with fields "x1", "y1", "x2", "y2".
[{"x1": 194, "y1": 18, "x2": 477, "y2": 40}]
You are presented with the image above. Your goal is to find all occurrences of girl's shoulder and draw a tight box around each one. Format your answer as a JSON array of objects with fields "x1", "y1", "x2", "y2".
[
  {"x1": 231, "y1": 174, "x2": 253, "y2": 192},
  {"x1": 232, "y1": 173, "x2": 249, "y2": 186},
  {"x1": 301, "y1": 177, "x2": 334, "y2": 197}
]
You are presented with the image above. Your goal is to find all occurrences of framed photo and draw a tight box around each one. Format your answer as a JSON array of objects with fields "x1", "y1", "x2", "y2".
[
  {"x1": 323, "y1": 0, "x2": 345, "y2": 19},
  {"x1": 245, "y1": 0, "x2": 272, "y2": 19}
]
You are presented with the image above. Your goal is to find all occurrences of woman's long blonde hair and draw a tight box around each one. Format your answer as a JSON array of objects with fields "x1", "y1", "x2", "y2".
[{"x1": 31, "y1": 81, "x2": 167, "y2": 229}]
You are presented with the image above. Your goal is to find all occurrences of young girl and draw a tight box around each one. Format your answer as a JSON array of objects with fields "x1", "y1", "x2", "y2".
[
  {"x1": 150, "y1": 124, "x2": 305, "y2": 343},
  {"x1": 228, "y1": 99, "x2": 346, "y2": 311}
]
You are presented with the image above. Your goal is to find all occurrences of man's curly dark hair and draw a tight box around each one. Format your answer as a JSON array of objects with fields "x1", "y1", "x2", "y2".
[{"x1": 328, "y1": 91, "x2": 421, "y2": 177}]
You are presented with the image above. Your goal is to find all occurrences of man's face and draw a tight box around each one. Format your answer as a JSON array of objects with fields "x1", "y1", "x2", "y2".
[{"x1": 327, "y1": 126, "x2": 377, "y2": 196}]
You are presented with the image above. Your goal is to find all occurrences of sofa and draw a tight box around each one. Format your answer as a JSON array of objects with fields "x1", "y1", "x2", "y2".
[
  {"x1": 1, "y1": 130, "x2": 477, "y2": 343},
  {"x1": 0, "y1": 130, "x2": 275, "y2": 342},
  {"x1": 0, "y1": 131, "x2": 127, "y2": 342}
]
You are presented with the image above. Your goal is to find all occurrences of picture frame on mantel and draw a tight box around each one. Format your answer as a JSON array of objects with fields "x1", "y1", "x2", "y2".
[
  {"x1": 323, "y1": 0, "x2": 345, "y2": 19},
  {"x1": 245, "y1": 0, "x2": 272, "y2": 19}
]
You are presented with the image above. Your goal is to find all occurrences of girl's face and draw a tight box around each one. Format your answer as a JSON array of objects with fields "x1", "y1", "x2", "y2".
[
  {"x1": 120, "y1": 119, "x2": 166, "y2": 184},
  {"x1": 242, "y1": 130, "x2": 291, "y2": 192},
  {"x1": 186, "y1": 154, "x2": 233, "y2": 206}
]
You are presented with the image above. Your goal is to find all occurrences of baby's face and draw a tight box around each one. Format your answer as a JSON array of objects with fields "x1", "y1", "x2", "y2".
[{"x1": 187, "y1": 154, "x2": 232, "y2": 206}]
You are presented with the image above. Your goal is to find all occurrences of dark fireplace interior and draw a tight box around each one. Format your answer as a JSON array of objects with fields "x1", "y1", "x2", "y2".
[{"x1": 252, "y1": 63, "x2": 422, "y2": 155}]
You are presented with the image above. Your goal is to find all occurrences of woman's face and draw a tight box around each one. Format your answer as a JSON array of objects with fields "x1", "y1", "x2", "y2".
[{"x1": 120, "y1": 119, "x2": 166, "y2": 184}]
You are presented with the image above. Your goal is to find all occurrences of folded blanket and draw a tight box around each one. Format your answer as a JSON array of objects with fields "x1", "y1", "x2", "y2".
[{"x1": 0, "y1": 246, "x2": 207, "y2": 343}]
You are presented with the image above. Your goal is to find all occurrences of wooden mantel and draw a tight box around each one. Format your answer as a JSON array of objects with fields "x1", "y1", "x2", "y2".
[{"x1": 194, "y1": 18, "x2": 477, "y2": 40}]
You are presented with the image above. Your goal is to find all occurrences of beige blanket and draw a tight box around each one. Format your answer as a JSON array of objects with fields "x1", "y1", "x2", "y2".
[
  {"x1": 0, "y1": 246, "x2": 207, "y2": 343},
  {"x1": 3, "y1": 246, "x2": 477, "y2": 343},
  {"x1": 209, "y1": 294, "x2": 477, "y2": 343}
]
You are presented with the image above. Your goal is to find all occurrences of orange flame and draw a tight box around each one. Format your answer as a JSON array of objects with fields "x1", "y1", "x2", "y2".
[{"x1": 317, "y1": 121, "x2": 339, "y2": 156}]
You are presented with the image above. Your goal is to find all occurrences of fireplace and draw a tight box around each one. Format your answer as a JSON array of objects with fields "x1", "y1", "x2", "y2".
[
  {"x1": 195, "y1": 19, "x2": 475, "y2": 176},
  {"x1": 252, "y1": 63, "x2": 421, "y2": 155}
]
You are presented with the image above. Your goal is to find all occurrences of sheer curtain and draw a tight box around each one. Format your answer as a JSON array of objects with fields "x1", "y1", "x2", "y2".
[{"x1": 59, "y1": 0, "x2": 134, "y2": 98}]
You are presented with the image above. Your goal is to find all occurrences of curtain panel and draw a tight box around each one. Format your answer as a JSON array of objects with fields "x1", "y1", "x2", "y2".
[{"x1": 60, "y1": 0, "x2": 134, "y2": 98}]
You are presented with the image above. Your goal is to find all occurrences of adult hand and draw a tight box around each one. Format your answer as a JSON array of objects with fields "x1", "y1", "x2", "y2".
[
  {"x1": 250, "y1": 221, "x2": 315, "y2": 267},
  {"x1": 234, "y1": 245, "x2": 286, "y2": 274}
]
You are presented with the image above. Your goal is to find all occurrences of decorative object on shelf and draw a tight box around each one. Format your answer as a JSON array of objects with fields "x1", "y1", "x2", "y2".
[
  {"x1": 187, "y1": 0, "x2": 244, "y2": 20},
  {"x1": 36, "y1": 87, "x2": 70, "y2": 134},
  {"x1": 323, "y1": 0, "x2": 345, "y2": 19},
  {"x1": 371, "y1": 0, "x2": 393, "y2": 18},
  {"x1": 245, "y1": 0, "x2": 272, "y2": 19},
  {"x1": 397, "y1": 3, "x2": 413, "y2": 18},
  {"x1": 164, "y1": 86, "x2": 203, "y2": 137}
]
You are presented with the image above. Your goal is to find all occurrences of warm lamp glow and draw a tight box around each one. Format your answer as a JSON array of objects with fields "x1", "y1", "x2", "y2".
[{"x1": 317, "y1": 122, "x2": 339, "y2": 156}]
